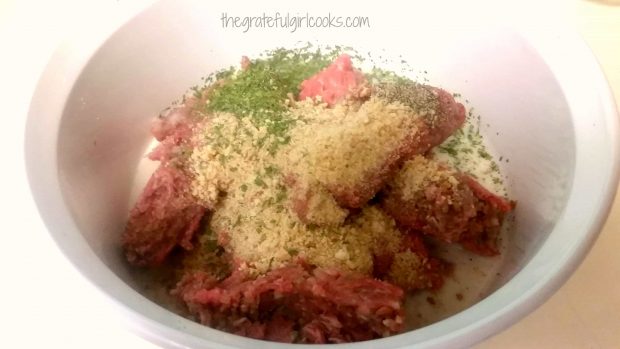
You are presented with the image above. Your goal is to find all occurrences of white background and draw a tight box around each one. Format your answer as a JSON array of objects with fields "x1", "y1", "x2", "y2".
[
  {"x1": 0, "y1": 1, "x2": 618, "y2": 348},
  {"x1": 1, "y1": 1, "x2": 165, "y2": 348}
]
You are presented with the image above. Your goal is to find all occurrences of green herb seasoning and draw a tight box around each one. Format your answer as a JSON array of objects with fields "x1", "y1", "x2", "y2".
[
  {"x1": 202, "y1": 46, "x2": 339, "y2": 151},
  {"x1": 365, "y1": 67, "x2": 414, "y2": 86}
]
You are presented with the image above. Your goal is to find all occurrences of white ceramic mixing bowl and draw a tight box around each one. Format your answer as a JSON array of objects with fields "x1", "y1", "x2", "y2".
[{"x1": 25, "y1": 1, "x2": 619, "y2": 348}]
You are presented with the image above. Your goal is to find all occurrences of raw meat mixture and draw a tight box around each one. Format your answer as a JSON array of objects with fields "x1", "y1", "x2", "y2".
[{"x1": 122, "y1": 49, "x2": 515, "y2": 343}]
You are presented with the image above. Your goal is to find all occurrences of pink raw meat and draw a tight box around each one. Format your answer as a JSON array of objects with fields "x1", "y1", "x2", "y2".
[
  {"x1": 298, "y1": 54, "x2": 368, "y2": 106},
  {"x1": 172, "y1": 263, "x2": 405, "y2": 343},
  {"x1": 123, "y1": 165, "x2": 206, "y2": 266}
]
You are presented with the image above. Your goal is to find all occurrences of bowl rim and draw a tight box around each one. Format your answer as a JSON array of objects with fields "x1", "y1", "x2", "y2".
[{"x1": 24, "y1": 4, "x2": 620, "y2": 349}]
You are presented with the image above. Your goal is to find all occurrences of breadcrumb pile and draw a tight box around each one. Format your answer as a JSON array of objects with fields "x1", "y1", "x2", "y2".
[
  {"x1": 188, "y1": 97, "x2": 420, "y2": 276},
  {"x1": 282, "y1": 98, "x2": 417, "y2": 189},
  {"x1": 391, "y1": 155, "x2": 460, "y2": 201}
]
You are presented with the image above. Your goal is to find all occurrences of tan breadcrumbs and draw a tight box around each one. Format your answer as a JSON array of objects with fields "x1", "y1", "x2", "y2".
[
  {"x1": 388, "y1": 251, "x2": 426, "y2": 289},
  {"x1": 279, "y1": 97, "x2": 418, "y2": 189},
  {"x1": 290, "y1": 181, "x2": 350, "y2": 226},
  {"x1": 390, "y1": 155, "x2": 460, "y2": 201},
  {"x1": 186, "y1": 96, "x2": 431, "y2": 276},
  {"x1": 212, "y1": 196, "x2": 401, "y2": 275},
  {"x1": 189, "y1": 112, "x2": 279, "y2": 207}
]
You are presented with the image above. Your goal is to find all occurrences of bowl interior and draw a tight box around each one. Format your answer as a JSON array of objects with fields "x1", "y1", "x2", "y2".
[
  {"x1": 30, "y1": 1, "x2": 619, "y2": 348},
  {"x1": 58, "y1": 2, "x2": 574, "y2": 288}
]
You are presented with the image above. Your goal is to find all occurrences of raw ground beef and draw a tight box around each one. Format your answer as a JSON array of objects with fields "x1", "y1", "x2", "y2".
[
  {"x1": 123, "y1": 102, "x2": 207, "y2": 266},
  {"x1": 172, "y1": 263, "x2": 405, "y2": 343},
  {"x1": 412, "y1": 87, "x2": 467, "y2": 153},
  {"x1": 326, "y1": 88, "x2": 466, "y2": 209},
  {"x1": 123, "y1": 165, "x2": 206, "y2": 266},
  {"x1": 459, "y1": 175, "x2": 515, "y2": 255},
  {"x1": 286, "y1": 86, "x2": 466, "y2": 222},
  {"x1": 148, "y1": 99, "x2": 203, "y2": 166},
  {"x1": 373, "y1": 233, "x2": 447, "y2": 291},
  {"x1": 298, "y1": 54, "x2": 369, "y2": 106},
  {"x1": 382, "y1": 160, "x2": 514, "y2": 256}
]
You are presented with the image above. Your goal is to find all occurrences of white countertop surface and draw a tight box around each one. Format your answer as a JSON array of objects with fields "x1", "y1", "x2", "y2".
[{"x1": 1, "y1": 1, "x2": 618, "y2": 348}]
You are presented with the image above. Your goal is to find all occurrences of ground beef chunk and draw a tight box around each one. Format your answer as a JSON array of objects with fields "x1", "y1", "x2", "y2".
[
  {"x1": 458, "y1": 175, "x2": 515, "y2": 256},
  {"x1": 240, "y1": 55, "x2": 251, "y2": 71},
  {"x1": 123, "y1": 100, "x2": 207, "y2": 266},
  {"x1": 149, "y1": 99, "x2": 203, "y2": 167},
  {"x1": 150, "y1": 105, "x2": 194, "y2": 142},
  {"x1": 373, "y1": 233, "x2": 447, "y2": 291},
  {"x1": 285, "y1": 82, "x2": 465, "y2": 226},
  {"x1": 372, "y1": 81, "x2": 467, "y2": 160},
  {"x1": 383, "y1": 156, "x2": 478, "y2": 243},
  {"x1": 327, "y1": 90, "x2": 465, "y2": 210},
  {"x1": 382, "y1": 156, "x2": 514, "y2": 256},
  {"x1": 123, "y1": 165, "x2": 206, "y2": 266},
  {"x1": 298, "y1": 54, "x2": 369, "y2": 106},
  {"x1": 172, "y1": 264, "x2": 405, "y2": 343},
  {"x1": 412, "y1": 87, "x2": 468, "y2": 153}
]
